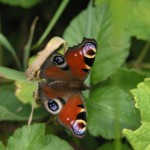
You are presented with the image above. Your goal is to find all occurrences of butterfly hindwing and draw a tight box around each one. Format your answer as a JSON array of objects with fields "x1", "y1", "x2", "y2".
[
  {"x1": 58, "y1": 93, "x2": 86, "y2": 138},
  {"x1": 37, "y1": 82, "x2": 70, "y2": 115},
  {"x1": 37, "y1": 83, "x2": 86, "y2": 138}
]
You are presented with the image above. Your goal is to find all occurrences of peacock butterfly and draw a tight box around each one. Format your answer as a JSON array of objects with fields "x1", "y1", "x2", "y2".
[{"x1": 27, "y1": 37, "x2": 97, "y2": 138}]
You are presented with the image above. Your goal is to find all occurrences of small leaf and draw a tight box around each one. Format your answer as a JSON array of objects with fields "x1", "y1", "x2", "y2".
[
  {"x1": 0, "y1": 0, "x2": 41, "y2": 8},
  {"x1": 87, "y1": 86, "x2": 140, "y2": 139},
  {"x1": 123, "y1": 78, "x2": 150, "y2": 150},
  {"x1": 7, "y1": 123, "x2": 73, "y2": 150},
  {"x1": 15, "y1": 80, "x2": 37, "y2": 107},
  {"x1": 0, "y1": 66, "x2": 26, "y2": 81}
]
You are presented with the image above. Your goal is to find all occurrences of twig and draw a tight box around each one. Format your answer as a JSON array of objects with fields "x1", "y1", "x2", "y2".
[
  {"x1": 28, "y1": 103, "x2": 34, "y2": 127},
  {"x1": 140, "y1": 63, "x2": 150, "y2": 69},
  {"x1": 23, "y1": 17, "x2": 39, "y2": 70}
]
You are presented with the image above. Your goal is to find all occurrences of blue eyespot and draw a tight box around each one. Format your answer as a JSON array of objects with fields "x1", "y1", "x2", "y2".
[
  {"x1": 48, "y1": 100, "x2": 58, "y2": 111},
  {"x1": 53, "y1": 56, "x2": 65, "y2": 65}
]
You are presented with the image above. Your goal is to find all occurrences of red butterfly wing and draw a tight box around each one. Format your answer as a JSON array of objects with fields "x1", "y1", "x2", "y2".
[
  {"x1": 58, "y1": 93, "x2": 86, "y2": 138},
  {"x1": 40, "y1": 38, "x2": 97, "y2": 81},
  {"x1": 37, "y1": 83, "x2": 86, "y2": 138},
  {"x1": 39, "y1": 53, "x2": 71, "y2": 82},
  {"x1": 65, "y1": 38, "x2": 97, "y2": 80}
]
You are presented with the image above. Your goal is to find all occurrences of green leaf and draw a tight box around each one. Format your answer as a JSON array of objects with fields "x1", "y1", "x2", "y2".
[
  {"x1": 126, "y1": 0, "x2": 150, "y2": 40},
  {"x1": 95, "y1": 0, "x2": 107, "y2": 6},
  {"x1": 0, "y1": 84, "x2": 46, "y2": 121},
  {"x1": 97, "y1": 141, "x2": 131, "y2": 150},
  {"x1": 0, "y1": 141, "x2": 5, "y2": 150},
  {"x1": 0, "y1": 66, "x2": 26, "y2": 81},
  {"x1": 123, "y1": 78, "x2": 150, "y2": 150},
  {"x1": 0, "y1": 0, "x2": 41, "y2": 8},
  {"x1": 0, "y1": 34, "x2": 21, "y2": 70},
  {"x1": 87, "y1": 68, "x2": 146, "y2": 139},
  {"x1": 104, "y1": 68, "x2": 146, "y2": 91},
  {"x1": 95, "y1": 0, "x2": 150, "y2": 40},
  {"x1": 64, "y1": 3, "x2": 130, "y2": 84},
  {"x1": 7, "y1": 123, "x2": 73, "y2": 150},
  {"x1": 15, "y1": 80, "x2": 37, "y2": 107},
  {"x1": 87, "y1": 86, "x2": 140, "y2": 139}
]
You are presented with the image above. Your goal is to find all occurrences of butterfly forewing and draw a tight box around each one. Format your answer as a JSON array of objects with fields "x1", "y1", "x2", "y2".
[{"x1": 39, "y1": 38, "x2": 97, "y2": 82}]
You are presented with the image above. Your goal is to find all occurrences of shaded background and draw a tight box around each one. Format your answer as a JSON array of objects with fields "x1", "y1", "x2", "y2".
[{"x1": 0, "y1": 0, "x2": 150, "y2": 150}]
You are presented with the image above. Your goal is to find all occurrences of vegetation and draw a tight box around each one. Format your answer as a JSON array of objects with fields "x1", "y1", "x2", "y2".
[{"x1": 0, "y1": 0, "x2": 150, "y2": 150}]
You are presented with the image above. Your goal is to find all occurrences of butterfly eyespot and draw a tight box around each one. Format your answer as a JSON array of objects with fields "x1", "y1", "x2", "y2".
[
  {"x1": 48, "y1": 100, "x2": 58, "y2": 111},
  {"x1": 83, "y1": 42, "x2": 96, "y2": 58},
  {"x1": 46, "y1": 98, "x2": 63, "y2": 115},
  {"x1": 72, "y1": 120, "x2": 86, "y2": 137},
  {"x1": 53, "y1": 56, "x2": 65, "y2": 65},
  {"x1": 51, "y1": 53, "x2": 69, "y2": 70}
]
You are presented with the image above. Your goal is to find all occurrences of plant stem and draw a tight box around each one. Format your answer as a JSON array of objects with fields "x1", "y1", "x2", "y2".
[
  {"x1": 0, "y1": 12, "x2": 2, "y2": 65},
  {"x1": 12, "y1": 52, "x2": 22, "y2": 70},
  {"x1": 28, "y1": 104, "x2": 34, "y2": 127},
  {"x1": 136, "y1": 42, "x2": 150, "y2": 65},
  {"x1": 32, "y1": 0, "x2": 69, "y2": 50},
  {"x1": 140, "y1": 63, "x2": 150, "y2": 69},
  {"x1": 23, "y1": 17, "x2": 38, "y2": 70},
  {"x1": 85, "y1": 0, "x2": 93, "y2": 98},
  {"x1": 86, "y1": 0, "x2": 93, "y2": 37}
]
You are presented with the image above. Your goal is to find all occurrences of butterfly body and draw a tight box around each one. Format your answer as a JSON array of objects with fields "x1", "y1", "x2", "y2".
[
  {"x1": 35, "y1": 37, "x2": 97, "y2": 138},
  {"x1": 47, "y1": 80, "x2": 89, "y2": 91}
]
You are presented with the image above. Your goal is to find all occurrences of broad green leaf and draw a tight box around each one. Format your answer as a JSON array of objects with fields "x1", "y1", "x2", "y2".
[
  {"x1": 7, "y1": 123, "x2": 73, "y2": 150},
  {"x1": 87, "y1": 86, "x2": 140, "y2": 139},
  {"x1": 0, "y1": 66, "x2": 26, "y2": 81},
  {"x1": 0, "y1": 84, "x2": 46, "y2": 121},
  {"x1": 123, "y1": 78, "x2": 150, "y2": 150},
  {"x1": 0, "y1": 0, "x2": 41, "y2": 8},
  {"x1": 126, "y1": 0, "x2": 150, "y2": 40},
  {"x1": 64, "y1": 3, "x2": 130, "y2": 84},
  {"x1": 15, "y1": 80, "x2": 37, "y2": 107},
  {"x1": 95, "y1": 0, "x2": 150, "y2": 40},
  {"x1": 35, "y1": 135, "x2": 72, "y2": 150},
  {"x1": 97, "y1": 141, "x2": 131, "y2": 150},
  {"x1": 104, "y1": 68, "x2": 146, "y2": 91},
  {"x1": 95, "y1": 0, "x2": 107, "y2": 6},
  {"x1": 86, "y1": 68, "x2": 145, "y2": 139},
  {"x1": 0, "y1": 141, "x2": 5, "y2": 150}
]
